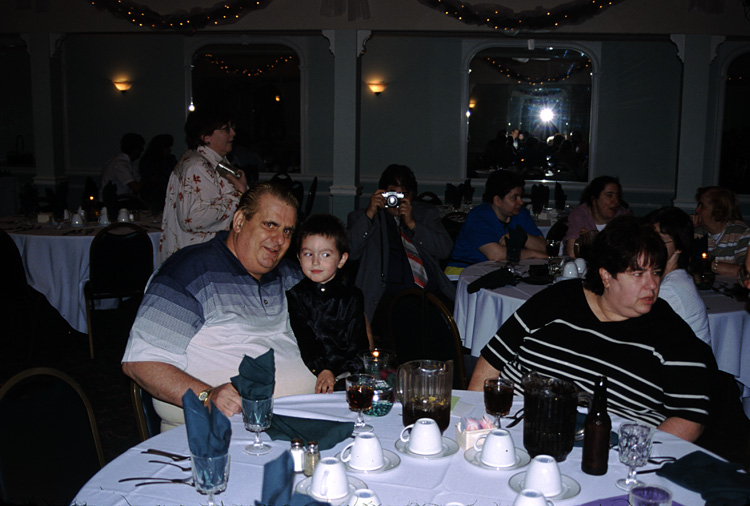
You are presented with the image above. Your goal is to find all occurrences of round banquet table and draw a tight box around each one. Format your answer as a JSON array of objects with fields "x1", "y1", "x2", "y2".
[
  {"x1": 454, "y1": 260, "x2": 750, "y2": 417},
  {"x1": 2, "y1": 215, "x2": 161, "y2": 334},
  {"x1": 71, "y1": 391, "x2": 705, "y2": 506}
]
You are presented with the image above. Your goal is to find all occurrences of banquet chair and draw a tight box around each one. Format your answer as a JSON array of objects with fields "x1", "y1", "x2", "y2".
[
  {"x1": 130, "y1": 380, "x2": 161, "y2": 441},
  {"x1": 385, "y1": 288, "x2": 467, "y2": 389},
  {"x1": 84, "y1": 223, "x2": 153, "y2": 359},
  {"x1": 416, "y1": 191, "x2": 442, "y2": 205},
  {"x1": 0, "y1": 367, "x2": 104, "y2": 505}
]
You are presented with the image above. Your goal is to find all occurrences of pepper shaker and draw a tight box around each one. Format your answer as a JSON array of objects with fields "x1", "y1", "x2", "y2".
[{"x1": 303, "y1": 441, "x2": 320, "y2": 477}]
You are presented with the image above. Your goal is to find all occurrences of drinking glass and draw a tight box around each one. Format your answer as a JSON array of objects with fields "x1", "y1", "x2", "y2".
[
  {"x1": 484, "y1": 378, "x2": 514, "y2": 427},
  {"x1": 242, "y1": 397, "x2": 274, "y2": 455},
  {"x1": 616, "y1": 423, "x2": 654, "y2": 490},
  {"x1": 346, "y1": 374, "x2": 375, "y2": 434},
  {"x1": 629, "y1": 484, "x2": 673, "y2": 506},
  {"x1": 191, "y1": 453, "x2": 229, "y2": 506}
]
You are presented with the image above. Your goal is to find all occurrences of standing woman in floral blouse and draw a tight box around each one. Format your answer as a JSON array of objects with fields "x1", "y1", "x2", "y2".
[{"x1": 158, "y1": 109, "x2": 248, "y2": 264}]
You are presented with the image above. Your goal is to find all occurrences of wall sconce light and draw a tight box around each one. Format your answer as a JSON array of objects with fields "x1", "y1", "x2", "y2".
[
  {"x1": 113, "y1": 80, "x2": 132, "y2": 93},
  {"x1": 367, "y1": 82, "x2": 388, "y2": 95},
  {"x1": 468, "y1": 98, "x2": 477, "y2": 109}
]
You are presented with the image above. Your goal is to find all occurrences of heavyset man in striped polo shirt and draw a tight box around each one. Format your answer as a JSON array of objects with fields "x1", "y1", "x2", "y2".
[{"x1": 468, "y1": 216, "x2": 716, "y2": 442}]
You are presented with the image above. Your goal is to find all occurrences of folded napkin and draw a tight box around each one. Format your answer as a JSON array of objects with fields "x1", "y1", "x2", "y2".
[
  {"x1": 231, "y1": 349, "x2": 275, "y2": 399},
  {"x1": 257, "y1": 451, "x2": 327, "y2": 506},
  {"x1": 657, "y1": 451, "x2": 750, "y2": 506},
  {"x1": 554, "y1": 182, "x2": 567, "y2": 210},
  {"x1": 182, "y1": 390, "x2": 232, "y2": 458},
  {"x1": 445, "y1": 183, "x2": 461, "y2": 209},
  {"x1": 505, "y1": 225, "x2": 528, "y2": 263},
  {"x1": 233, "y1": 350, "x2": 353, "y2": 451},
  {"x1": 467, "y1": 267, "x2": 518, "y2": 294},
  {"x1": 531, "y1": 184, "x2": 549, "y2": 215}
]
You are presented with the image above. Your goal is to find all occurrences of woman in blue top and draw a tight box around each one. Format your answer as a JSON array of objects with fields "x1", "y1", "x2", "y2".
[{"x1": 448, "y1": 170, "x2": 547, "y2": 268}]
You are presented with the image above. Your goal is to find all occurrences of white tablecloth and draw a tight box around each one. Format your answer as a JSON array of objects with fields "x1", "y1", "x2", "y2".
[
  {"x1": 72, "y1": 391, "x2": 705, "y2": 506},
  {"x1": 4, "y1": 216, "x2": 160, "y2": 333},
  {"x1": 454, "y1": 261, "x2": 750, "y2": 417}
]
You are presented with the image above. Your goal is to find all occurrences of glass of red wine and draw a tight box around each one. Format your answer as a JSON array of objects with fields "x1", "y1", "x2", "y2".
[
  {"x1": 346, "y1": 374, "x2": 375, "y2": 434},
  {"x1": 484, "y1": 378, "x2": 514, "y2": 428}
]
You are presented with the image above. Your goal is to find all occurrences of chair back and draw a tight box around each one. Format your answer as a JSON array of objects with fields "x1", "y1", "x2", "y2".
[
  {"x1": 290, "y1": 180, "x2": 305, "y2": 209},
  {"x1": 545, "y1": 215, "x2": 568, "y2": 242},
  {"x1": 130, "y1": 381, "x2": 161, "y2": 441},
  {"x1": 303, "y1": 176, "x2": 318, "y2": 219},
  {"x1": 0, "y1": 367, "x2": 104, "y2": 505},
  {"x1": 88, "y1": 223, "x2": 153, "y2": 297},
  {"x1": 416, "y1": 191, "x2": 442, "y2": 205},
  {"x1": 270, "y1": 172, "x2": 293, "y2": 189},
  {"x1": 441, "y1": 211, "x2": 467, "y2": 244},
  {"x1": 386, "y1": 288, "x2": 467, "y2": 389}
]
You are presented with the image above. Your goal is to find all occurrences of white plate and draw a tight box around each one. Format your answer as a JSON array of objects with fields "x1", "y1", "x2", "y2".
[
  {"x1": 464, "y1": 447, "x2": 531, "y2": 471},
  {"x1": 508, "y1": 472, "x2": 581, "y2": 500},
  {"x1": 394, "y1": 437, "x2": 459, "y2": 460},
  {"x1": 295, "y1": 476, "x2": 367, "y2": 505},
  {"x1": 336, "y1": 449, "x2": 401, "y2": 474}
]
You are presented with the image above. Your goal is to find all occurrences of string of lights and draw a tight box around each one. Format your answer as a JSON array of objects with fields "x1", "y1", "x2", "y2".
[
  {"x1": 88, "y1": 0, "x2": 274, "y2": 31},
  {"x1": 200, "y1": 53, "x2": 297, "y2": 77},
  {"x1": 483, "y1": 57, "x2": 591, "y2": 85},
  {"x1": 417, "y1": 0, "x2": 627, "y2": 33}
]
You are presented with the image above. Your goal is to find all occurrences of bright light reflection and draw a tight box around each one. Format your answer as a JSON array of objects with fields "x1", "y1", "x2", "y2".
[{"x1": 540, "y1": 108, "x2": 554, "y2": 122}]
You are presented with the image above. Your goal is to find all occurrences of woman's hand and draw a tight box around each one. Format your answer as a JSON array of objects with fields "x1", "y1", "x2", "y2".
[
  {"x1": 315, "y1": 370, "x2": 336, "y2": 393},
  {"x1": 225, "y1": 169, "x2": 248, "y2": 194}
]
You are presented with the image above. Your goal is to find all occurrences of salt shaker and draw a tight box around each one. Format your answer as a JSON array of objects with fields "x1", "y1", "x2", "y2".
[
  {"x1": 290, "y1": 439, "x2": 305, "y2": 473},
  {"x1": 303, "y1": 441, "x2": 320, "y2": 477}
]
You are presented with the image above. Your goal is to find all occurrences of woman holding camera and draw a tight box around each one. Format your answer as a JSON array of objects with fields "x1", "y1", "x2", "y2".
[{"x1": 347, "y1": 164, "x2": 455, "y2": 339}]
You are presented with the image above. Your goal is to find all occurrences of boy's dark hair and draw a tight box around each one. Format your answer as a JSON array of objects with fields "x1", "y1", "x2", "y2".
[
  {"x1": 297, "y1": 214, "x2": 350, "y2": 256},
  {"x1": 482, "y1": 170, "x2": 525, "y2": 204}
]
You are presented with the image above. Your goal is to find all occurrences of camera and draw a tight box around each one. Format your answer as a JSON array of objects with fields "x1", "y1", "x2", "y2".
[
  {"x1": 216, "y1": 160, "x2": 241, "y2": 179},
  {"x1": 381, "y1": 191, "x2": 405, "y2": 208}
]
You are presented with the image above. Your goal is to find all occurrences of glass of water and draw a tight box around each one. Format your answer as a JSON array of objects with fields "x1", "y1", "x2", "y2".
[{"x1": 616, "y1": 423, "x2": 654, "y2": 490}]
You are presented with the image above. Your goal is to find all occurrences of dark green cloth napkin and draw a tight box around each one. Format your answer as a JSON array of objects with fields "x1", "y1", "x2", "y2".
[
  {"x1": 258, "y1": 451, "x2": 328, "y2": 506},
  {"x1": 267, "y1": 414, "x2": 354, "y2": 451},
  {"x1": 182, "y1": 390, "x2": 231, "y2": 458},
  {"x1": 231, "y1": 349, "x2": 275, "y2": 399},
  {"x1": 467, "y1": 267, "x2": 518, "y2": 293},
  {"x1": 656, "y1": 450, "x2": 750, "y2": 506},
  {"x1": 554, "y1": 182, "x2": 567, "y2": 210},
  {"x1": 506, "y1": 226, "x2": 527, "y2": 263}
]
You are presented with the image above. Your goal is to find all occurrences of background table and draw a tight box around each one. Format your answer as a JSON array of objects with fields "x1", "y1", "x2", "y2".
[
  {"x1": 72, "y1": 390, "x2": 705, "y2": 506},
  {"x1": 454, "y1": 261, "x2": 750, "y2": 417},
  {"x1": 3, "y1": 215, "x2": 161, "y2": 333}
]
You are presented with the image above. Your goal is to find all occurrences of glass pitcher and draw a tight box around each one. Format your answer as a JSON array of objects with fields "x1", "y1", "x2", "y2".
[
  {"x1": 521, "y1": 371, "x2": 581, "y2": 462},
  {"x1": 361, "y1": 349, "x2": 397, "y2": 417},
  {"x1": 397, "y1": 360, "x2": 453, "y2": 433}
]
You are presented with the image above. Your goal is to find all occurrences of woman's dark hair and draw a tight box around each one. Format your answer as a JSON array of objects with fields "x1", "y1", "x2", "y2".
[
  {"x1": 583, "y1": 216, "x2": 667, "y2": 295},
  {"x1": 378, "y1": 164, "x2": 418, "y2": 198},
  {"x1": 644, "y1": 207, "x2": 694, "y2": 270},
  {"x1": 695, "y1": 186, "x2": 743, "y2": 222},
  {"x1": 184, "y1": 108, "x2": 233, "y2": 150},
  {"x1": 296, "y1": 213, "x2": 350, "y2": 256},
  {"x1": 482, "y1": 170, "x2": 525, "y2": 204},
  {"x1": 580, "y1": 176, "x2": 623, "y2": 206}
]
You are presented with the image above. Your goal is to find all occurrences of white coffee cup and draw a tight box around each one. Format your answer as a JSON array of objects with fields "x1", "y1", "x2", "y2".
[
  {"x1": 513, "y1": 489, "x2": 554, "y2": 506},
  {"x1": 99, "y1": 212, "x2": 110, "y2": 225},
  {"x1": 524, "y1": 455, "x2": 563, "y2": 497},
  {"x1": 474, "y1": 428, "x2": 517, "y2": 467},
  {"x1": 346, "y1": 489, "x2": 381, "y2": 506},
  {"x1": 400, "y1": 418, "x2": 443, "y2": 455},
  {"x1": 117, "y1": 208, "x2": 130, "y2": 223},
  {"x1": 309, "y1": 457, "x2": 350, "y2": 500},
  {"x1": 562, "y1": 261, "x2": 578, "y2": 278},
  {"x1": 340, "y1": 432, "x2": 385, "y2": 470},
  {"x1": 71, "y1": 214, "x2": 84, "y2": 227},
  {"x1": 574, "y1": 257, "x2": 587, "y2": 275}
]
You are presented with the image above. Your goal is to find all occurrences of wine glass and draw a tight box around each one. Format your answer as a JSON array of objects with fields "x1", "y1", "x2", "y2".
[
  {"x1": 241, "y1": 396, "x2": 274, "y2": 455},
  {"x1": 346, "y1": 374, "x2": 375, "y2": 434},
  {"x1": 616, "y1": 422, "x2": 654, "y2": 490},
  {"x1": 190, "y1": 453, "x2": 229, "y2": 506},
  {"x1": 483, "y1": 378, "x2": 514, "y2": 427}
]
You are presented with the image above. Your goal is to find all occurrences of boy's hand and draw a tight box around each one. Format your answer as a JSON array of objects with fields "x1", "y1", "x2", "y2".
[{"x1": 315, "y1": 370, "x2": 335, "y2": 393}]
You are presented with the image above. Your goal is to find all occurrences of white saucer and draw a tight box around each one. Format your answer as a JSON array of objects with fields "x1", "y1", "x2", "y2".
[
  {"x1": 508, "y1": 472, "x2": 581, "y2": 500},
  {"x1": 394, "y1": 437, "x2": 459, "y2": 460},
  {"x1": 464, "y1": 447, "x2": 531, "y2": 471},
  {"x1": 336, "y1": 449, "x2": 401, "y2": 474},
  {"x1": 295, "y1": 476, "x2": 367, "y2": 505}
]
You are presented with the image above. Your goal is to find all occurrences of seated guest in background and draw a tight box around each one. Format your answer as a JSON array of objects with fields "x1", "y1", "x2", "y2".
[
  {"x1": 139, "y1": 133, "x2": 177, "y2": 213},
  {"x1": 645, "y1": 207, "x2": 711, "y2": 345},
  {"x1": 564, "y1": 175, "x2": 631, "y2": 257},
  {"x1": 123, "y1": 183, "x2": 315, "y2": 432},
  {"x1": 158, "y1": 108, "x2": 248, "y2": 264},
  {"x1": 347, "y1": 164, "x2": 455, "y2": 340},
  {"x1": 692, "y1": 186, "x2": 750, "y2": 278},
  {"x1": 99, "y1": 132, "x2": 145, "y2": 199},
  {"x1": 448, "y1": 170, "x2": 547, "y2": 269},
  {"x1": 469, "y1": 216, "x2": 715, "y2": 442},
  {"x1": 287, "y1": 214, "x2": 371, "y2": 394}
]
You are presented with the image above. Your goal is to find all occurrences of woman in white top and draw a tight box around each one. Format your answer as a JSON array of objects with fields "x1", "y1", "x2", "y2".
[{"x1": 646, "y1": 207, "x2": 711, "y2": 345}]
